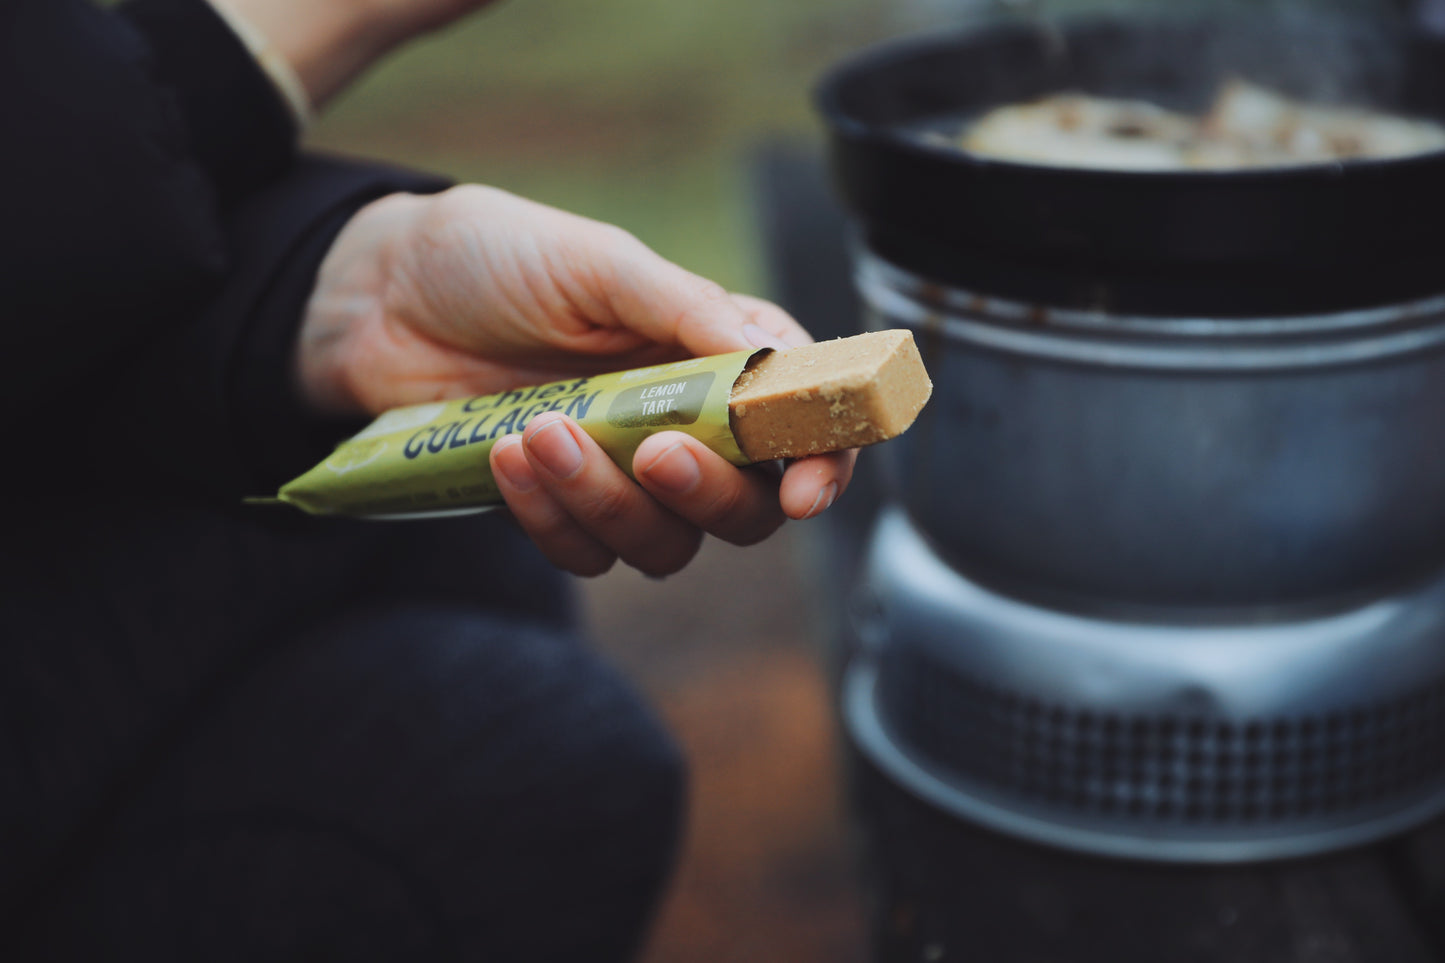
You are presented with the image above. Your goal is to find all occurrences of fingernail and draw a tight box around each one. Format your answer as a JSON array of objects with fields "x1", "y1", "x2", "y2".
[
  {"x1": 493, "y1": 438, "x2": 538, "y2": 493},
  {"x1": 640, "y1": 442, "x2": 700, "y2": 495},
  {"x1": 804, "y1": 482, "x2": 838, "y2": 519},
  {"x1": 526, "y1": 419, "x2": 583, "y2": 479},
  {"x1": 743, "y1": 323, "x2": 791, "y2": 351}
]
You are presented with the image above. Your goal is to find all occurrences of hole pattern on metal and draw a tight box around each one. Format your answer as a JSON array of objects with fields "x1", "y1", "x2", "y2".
[{"x1": 880, "y1": 652, "x2": 1445, "y2": 824}]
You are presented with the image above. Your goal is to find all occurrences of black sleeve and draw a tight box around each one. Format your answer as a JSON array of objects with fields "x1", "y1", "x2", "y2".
[
  {"x1": 1, "y1": 0, "x2": 229, "y2": 407},
  {"x1": 98, "y1": 156, "x2": 451, "y2": 502},
  {"x1": 2, "y1": 0, "x2": 452, "y2": 501},
  {"x1": 0, "y1": 0, "x2": 295, "y2": 409},
  {"x1": 119, "y1": 0, "x2": 298, "y2": 208}
]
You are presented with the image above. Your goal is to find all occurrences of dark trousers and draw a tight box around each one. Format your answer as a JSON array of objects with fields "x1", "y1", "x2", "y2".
[{"x1": 3, "y1": 505, "x2": 685, "y2": 962}]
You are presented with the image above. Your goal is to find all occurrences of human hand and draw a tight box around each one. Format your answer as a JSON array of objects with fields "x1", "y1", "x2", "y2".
[{"x1": 297, "y1": 186, "x2": 856, "y2": 576}]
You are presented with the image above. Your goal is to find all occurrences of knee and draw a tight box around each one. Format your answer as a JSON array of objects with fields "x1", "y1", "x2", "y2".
[
  {"x1": 166, "y1": 607, "x2": 691, "y2": 959},
  {"x1": 458, "y1": 618, "x2": 690, "y2": 880},
  {"x1": 572, "y1": 684, "x2": 689, "y2": 886},
  {"x1": 311, "y1": 606, "x2": 692, "y2": 891},
  {"x1": 405, "y1": 614, "x2": 689, "y2": 959}
]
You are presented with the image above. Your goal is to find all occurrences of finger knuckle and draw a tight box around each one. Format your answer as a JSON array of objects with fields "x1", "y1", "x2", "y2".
[
  {"x1": 698, "y1": 484, "x2": 746, "y2": 529},
  {"x1": 595, "y1": 222, "x2": 641, "y2": 251},
  {"x1": 577, "y1": 484, "x2": 633, "y2": 527},
  {"x1": 695, "y1": 483, "x2": 783, "y2": 547},
  {"x1": 689, "y1": 277, "x2": 731, "y2": 308},
  {"x1": 524, "y1": 510, "x2": 576, "y2": 546},
  {"x1": 427, "y1": 185, "x2": 519, "y2": 233},
  {"x1": 443, "y1": 182, "x2": 501, "y2": 207},
  {"x1": 430, "y1": 184, "x2": 484, "y2": 220}
]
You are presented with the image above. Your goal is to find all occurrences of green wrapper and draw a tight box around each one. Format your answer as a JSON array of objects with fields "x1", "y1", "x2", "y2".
[{"x1": 259, "y1": 349, "x2": 762, "y2": 519}]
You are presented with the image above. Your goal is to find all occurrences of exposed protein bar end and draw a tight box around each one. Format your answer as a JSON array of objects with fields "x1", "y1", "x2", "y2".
[{"x1": 728, "y1": 329, "x2": 933, "y2": 461}]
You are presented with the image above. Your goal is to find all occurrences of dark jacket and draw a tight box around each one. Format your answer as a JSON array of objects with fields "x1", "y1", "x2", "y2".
[
  {"x1": 2, "y1": 0, "x2": 451, "y2": 496},
  {"x1": 0, "y1": 0, "x2": 570, "y2": 929}
]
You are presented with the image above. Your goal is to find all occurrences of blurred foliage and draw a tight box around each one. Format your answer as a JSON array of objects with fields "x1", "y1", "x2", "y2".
[
  {"x1": 309, "y1": 0, "x2": 909, "y2": 294},
  {"x1": 307, "y1": 0, "x2": 1393, "y2": 293}
]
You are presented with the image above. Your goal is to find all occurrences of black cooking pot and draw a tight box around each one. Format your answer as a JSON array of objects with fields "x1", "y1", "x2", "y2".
[
  {"x1": 817, "y1": 13, "x2": 1445, "y2": 317},
  {"x1": 816, "y1": 13, "x2": 1445, "y2": 611}
]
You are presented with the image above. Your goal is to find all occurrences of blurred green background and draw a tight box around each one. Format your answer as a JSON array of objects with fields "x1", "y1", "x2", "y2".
[{"x1": 306, "y1": 0, "x2": 941, "y2": 299}]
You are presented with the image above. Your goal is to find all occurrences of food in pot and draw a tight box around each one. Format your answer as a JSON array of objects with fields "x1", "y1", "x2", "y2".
[{"x1": 955, "y1": 79, "x2": 1445, "y2": 170}]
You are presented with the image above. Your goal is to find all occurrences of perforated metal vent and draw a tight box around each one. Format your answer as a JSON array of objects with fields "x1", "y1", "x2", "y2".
[
  {"x1": 877, "y1": 648, "x2": 1445, "y2": 826},
  {"x1": 847, "y1": 508, "x2": 1445, "y2": 861}
]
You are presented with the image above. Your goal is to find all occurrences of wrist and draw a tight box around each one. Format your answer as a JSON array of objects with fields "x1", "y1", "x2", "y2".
[{"x1": 208, "y1": 0, "x2": 404, "y2": 108}]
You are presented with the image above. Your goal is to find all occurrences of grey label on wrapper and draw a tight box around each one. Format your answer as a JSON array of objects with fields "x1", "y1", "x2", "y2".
[{"x1": 606, "y1": 372, "x2": 715, "y2": 429}]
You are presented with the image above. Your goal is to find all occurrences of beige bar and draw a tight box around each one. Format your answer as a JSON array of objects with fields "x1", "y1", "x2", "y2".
[{"x1": 728, "y1": 329, "x2": 933, "y2": 461}]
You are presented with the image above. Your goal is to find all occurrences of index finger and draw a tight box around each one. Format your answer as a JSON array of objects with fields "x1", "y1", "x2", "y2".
[{"x1": 596, "y1": 234, "x2": 808, "y2": 357}]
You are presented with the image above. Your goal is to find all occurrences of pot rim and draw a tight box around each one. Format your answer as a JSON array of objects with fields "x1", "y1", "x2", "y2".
[
  {"x1": 859, "y1": 249, "x2": 1445, "y2": 372},
  {"x1": 815, "y1": 12, "x2": 1445, "y2": 315}
]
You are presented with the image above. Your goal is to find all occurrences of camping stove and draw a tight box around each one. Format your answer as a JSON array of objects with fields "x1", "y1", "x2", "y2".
[
  {"x1": 819, "y1": 11, "x2": 1445, "y2": 864},
  {"x1": 844, "y1": 510, "x2": 1445, "y2": 862}
]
